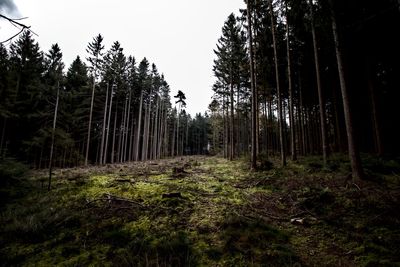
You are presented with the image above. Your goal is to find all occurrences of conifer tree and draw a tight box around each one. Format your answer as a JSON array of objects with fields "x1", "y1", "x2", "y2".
[{"x1": 85, "y1": 34, "x2": 104, "y2": 165}]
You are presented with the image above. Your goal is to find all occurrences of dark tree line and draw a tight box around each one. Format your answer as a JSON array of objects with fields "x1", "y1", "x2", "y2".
[
  {"x1": 0, "y1": 31, "x2": 211, "y2": 171},
  {"x1": 210, "y1": 0, "x2": 400, "y2": 179}
]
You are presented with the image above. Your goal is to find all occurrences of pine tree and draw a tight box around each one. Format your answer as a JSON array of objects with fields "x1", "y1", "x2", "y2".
[
  {"x1": 0, "y1": 44, "x2": 10, "y2": 158},
  {"x1": 65, "y1": 56, "x2": 89, "y2": 166},
  {"x1": 7, "y1": 30, "x2": 44, "y2": 160},
  {"x1": 45, "y1": 44, "x2": 64, "y2": 190},
  {"x1": 269, "y1": 0, "x2": 286, "y2": 166},
  {"x1": 328, "y1": 0, "x2": 364, "y2": 180},
  {"x1": 174, "y1": 90, "x2": 186, "y2": 157},
  {"x1": 246, "y1": 0, "x2": 257, "y2": 169},
  {"x1": 85, "y1": 34, "x2": 104, "y2": 165},
  {"x1": 308, "y1": 0, "x2": 329, "y2": 165},
  {"x1": 213, "y1": 13, "x2": 248, "y2": 161}
]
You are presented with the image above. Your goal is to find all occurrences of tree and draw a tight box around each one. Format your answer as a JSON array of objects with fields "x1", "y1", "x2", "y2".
[
  {"x1": 45, "y1": 43, "x2": 64, "y2": 190},
  {"x1": 174, "y1": 90, "x2": 186, "y2": 157},
  {"x1": 0, "y1": 44, "x2": 10, "y2": 157},
  {"x1": 7, "y1": 30, "x2": 44, "y2": 161},
  {"x1": 102, "y1": 41, "x2": 126, "y2": 164},
  {"x1": 85, "y1": 34, "x2": 104, "y2": 165},
  {"x1": 246, "y1": 0, "x2": 257, "y2": 170},
  {"x1": 213, "y1": 13, "x2": 248, "y2": 160},
  {"x1": 135, "y1": 58, "x2": 150, "y2": 161},
  {"x1": 285, "y1": 1, "x2": 297, "y2": 161},
  {"x1": 0, "y1": 32, "x2": 179, "y2": 168},
  {"x1": 309, "y1": 0, "x2": 328, "y2": 165},
  {"x1": 329, "y1": 0, "x2": 364, "y2": 180},
  {"x1": 269, "y1": 0, "x2": 286, "y2": 166},
  {"x1": 64, "y1": 56, "x2": 89, "y2": 166}
]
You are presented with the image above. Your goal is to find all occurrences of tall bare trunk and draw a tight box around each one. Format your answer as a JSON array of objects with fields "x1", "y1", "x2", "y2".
[
  {"x1": 100, "y1": 83, "x2": 109, "y2": 165},
  {"x1": 157, "y1": 101, "x2": 164, "y2": 159},
  {"x1": 111, "y1": 99, "x2": 118, "y2": 164},
  {"x1": 176, "y1": 103, "x2": 181, "y2": 157},
  {"x1": 135, "y1": 91, "x2": 143, "y2": 161},
  {"x1": 48, "y1": 82, "x2": 60, "y2": 191},
  {"x1": 117, "y1": 97, "x2": 126, "y2": 163},
  {"x1": 270, "y1": 0, "x2": 286, "y2": 166},
  {"x1": 309, "y1": 0, "x2": 329, "y2": 165},
  {"x1": 299, "y1": 81, "x2": 307, "y2": 155},
  {"x1": 171, "y1": 116, "x2": 176, "y2": 157},
  {"x1": 85, "y1": 75, "x2": 96, "y2": 166},
  {"x1": 124, "y1": 90, "x2": 132, "y2": 161},
  {"x1": 229, "y1": 71, "x2": 235, "y2": 160},
  {"x1": 246, "y1": 0, "x2": 257, "y2": 169},
  {"x1": 145, "y1": 97, "x2": 152, "y2": 160},
  {"x1": 153, "y1": 97, "x2": 160, "y2": 159},
  {"x1": 236, "y1": 85, "x2": 241, "y2": 155},
  {"x1": 286, "y1": 6, "x2": 297, "y2": 161},
  {"x1": 366, "y1": 60, "x2": 383, "y2": 156},
  {"x1": 142, "y1": 103, "x2": 148, "y2": 161},
  {"x1": 330, "y1": 2, "x2": 364, "y2": 180},
  {"x1": 120, "y1": 92, "x2": 129, "y2": 162},
  {"x1": 104, "y1": 83, "x2": 114, "y2": 164},
  {"x1": 129, "y1": 115, "x2": 135, "y2": 161}
]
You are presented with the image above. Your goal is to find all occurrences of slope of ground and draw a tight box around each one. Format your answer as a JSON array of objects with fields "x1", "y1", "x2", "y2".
[{"x1": 1, "y1": 155, "x2": 399, "y2": 266}]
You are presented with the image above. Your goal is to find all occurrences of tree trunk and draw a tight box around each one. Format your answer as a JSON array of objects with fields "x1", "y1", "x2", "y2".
[
  {"x1": 269, "y1": 0, "x2": 286, "y2": 166},
  {"x1": 330, "y1": 2, "x2": 364, "y2": 180},
  {"x1": 117, "y1": 97, "x2": 125, "y2": 163},
  {"x1": 309, "y1": 0, "x2": 329, "y2": 165},
  {"x1": 246, "y1": 0, "x2": 257, "y2": 169},
  {"x1": 111, "y1": 99, "x2": 118, "y2": 164},
  {"x1": 230, "y1": 73, "x2": 235, "y2": 160},
  {"x1": 157, "y1": 102, "x2": 164, "y2": 159},
  {"x1": 100, "y1": 83, "x2": 109, "y2": 165},
  {"x1": 48, "y1": 82, "x2": 60, "y2": 191},
  {"x1": 298, "y1": 76, "x2": 306, "y2": 155},
  {"x1": 142, "y1": 103, "x2": 148, "y2": 161},
  {"x1": 366, "y1": 60, "x2": 383, "y2": 156},
  {"x1": 104, "y1": 83, "x2": 114, "y2": 164},
  {"x1": 286, "y1": 7, "x2": 297, "y2": 161},
  {"x1": 135, "y1": 91, "x2": 143, "y2": 161},
  {"x1": 236, "y1": 85, "x2": 241, "y2": 156},
  {"x1": 85, "y1": 75, "x2": 96, "y2": 166},
  {"x1": 332, "y1": 86, "x2": 344, "y2": 152},
  {"x1": 153, "y1": 96, "x2": 159, "y2": 159},
  {"x1": 176, "y1": 103, "x2": 181, "y2": 157},
  {"x1": 171, "y1": 115, "x2": 176, "y2": 157},
  {"x1": 146, "y1": 96, "x2": 152, "y2": 160},
  {"x1": 124, "y1": 89, "x2": 132, "y2": 162}
]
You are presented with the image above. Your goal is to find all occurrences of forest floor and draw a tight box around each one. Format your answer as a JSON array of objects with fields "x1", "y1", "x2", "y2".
[{"x1": 1, "y1": 155, "x2": 400, "y2": 266}]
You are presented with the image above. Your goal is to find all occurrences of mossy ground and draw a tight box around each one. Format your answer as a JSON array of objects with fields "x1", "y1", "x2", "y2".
[{"x1": 1, "y1": 155, "x2": 399, "y2": 266}]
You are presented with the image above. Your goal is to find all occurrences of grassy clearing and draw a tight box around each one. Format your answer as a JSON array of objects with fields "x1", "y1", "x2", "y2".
[{"x1": 0, "y1": 155, "x2": 399, "y2": 266}]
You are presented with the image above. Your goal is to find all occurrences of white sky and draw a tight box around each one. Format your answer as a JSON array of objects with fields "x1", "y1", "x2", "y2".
[{"x1": 0, "y1": 0, "x2": 245, "y2": 116}]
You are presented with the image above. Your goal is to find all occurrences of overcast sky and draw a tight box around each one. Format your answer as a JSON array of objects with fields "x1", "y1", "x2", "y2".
[{"x1": 0, "y1": 0, "x2": 245, "y2": 115}]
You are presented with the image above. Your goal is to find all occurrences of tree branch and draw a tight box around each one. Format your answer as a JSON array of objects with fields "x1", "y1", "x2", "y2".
[{"x1": 0, "y1": 14, "x2": 37, "y2": 44}]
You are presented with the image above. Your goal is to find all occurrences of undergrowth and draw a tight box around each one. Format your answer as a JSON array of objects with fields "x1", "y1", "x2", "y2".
[{"x1": 0, "y1": 155, "x2": 399, "y2": 266}]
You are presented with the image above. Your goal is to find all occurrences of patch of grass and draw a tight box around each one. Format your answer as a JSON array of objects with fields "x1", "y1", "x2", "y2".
[{"x1": 217, "y1": 216, "x2": 298, "y2": 266}]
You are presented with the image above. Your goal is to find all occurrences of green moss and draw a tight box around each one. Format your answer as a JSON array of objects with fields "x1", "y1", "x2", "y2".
[{"x1": 2, "y1": 155, "x2": 400, "y2": 266}]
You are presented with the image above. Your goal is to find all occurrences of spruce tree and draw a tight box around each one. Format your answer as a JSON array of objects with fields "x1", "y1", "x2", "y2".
[{"x1": 85, "y1": 34, "x2": 104, "y2": 165}]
